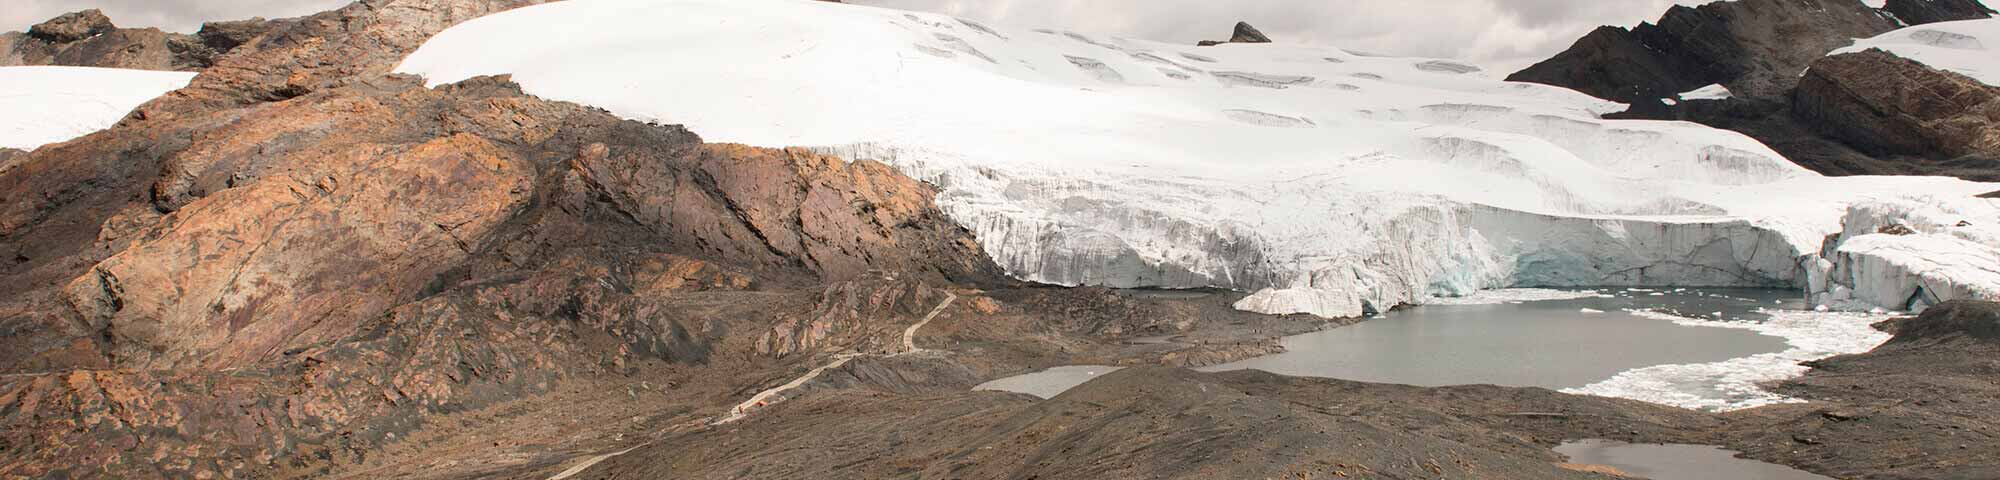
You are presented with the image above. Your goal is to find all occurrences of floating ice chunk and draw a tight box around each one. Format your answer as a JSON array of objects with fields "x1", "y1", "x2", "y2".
[
  {"x1": 1423, "y1": 289, "x2": 1601, "y2": 305},
  {"x1": 1569, "y1": 309, "x2": 1894, "y2": 411}
]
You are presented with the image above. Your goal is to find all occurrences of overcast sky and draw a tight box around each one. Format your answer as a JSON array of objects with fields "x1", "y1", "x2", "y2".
[{"x1": 9, "y1": 0, "x2": 1975, "y2": 67}]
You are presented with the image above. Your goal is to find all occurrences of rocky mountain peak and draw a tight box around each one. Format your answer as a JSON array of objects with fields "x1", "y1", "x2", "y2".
[
  {"x1": 1231, "y1": 21, "x2": 1271, "y2": 43},
  {"x1": 1198, "y1": 21, "x2": 1273, "y2": 46},
  {"x1": 27, "y1": 9, "x2": 115, "y2": 43}
]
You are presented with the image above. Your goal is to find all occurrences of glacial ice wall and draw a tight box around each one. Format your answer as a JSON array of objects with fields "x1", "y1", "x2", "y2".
[
  {"x1": 816, "y1": 143, "x2": 1804, "y2": 318},
  {"x1": 1807, "y1": 199, "x2": 2000, "y2": 311},
  {"x1": 397, "y1": 0, "x2": 2000, "y2": 317}
]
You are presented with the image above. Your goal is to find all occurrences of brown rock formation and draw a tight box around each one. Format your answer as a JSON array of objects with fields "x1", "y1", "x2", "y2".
[
  {"x1": 1794, "y1": 49, "x2": 2000, "y2": 161},
  {"x1": 0, "y1": 9, "x2": 223, "y2": 71},
  {"x1": 0, "y1": 0, "x2": 1006, "y2": 475},
  {"x1": 27, "y1": 9, "x2": 116, "y2": 43}
]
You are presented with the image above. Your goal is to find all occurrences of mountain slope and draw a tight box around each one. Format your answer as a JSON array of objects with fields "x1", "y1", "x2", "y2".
[{"x1": 399, "y1": 0, "x2": 1999, "y2": 317}]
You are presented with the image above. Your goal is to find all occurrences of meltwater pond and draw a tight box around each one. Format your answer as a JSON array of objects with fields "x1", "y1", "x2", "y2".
[
  {"x1": 980, "y1": 289, "x2": 1895, "y2": 411},
  {"x1": 1200, "y1": 288, "x2": 1796, "y2": 389}
]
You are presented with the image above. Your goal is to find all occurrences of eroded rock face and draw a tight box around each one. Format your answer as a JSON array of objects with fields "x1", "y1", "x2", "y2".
[
  {"x1": 1795, "y1": 49, "x2": 2000, "y2": 160},
  {"x1": 1, "y1": 10, "x2": 221, "y2": 71}
]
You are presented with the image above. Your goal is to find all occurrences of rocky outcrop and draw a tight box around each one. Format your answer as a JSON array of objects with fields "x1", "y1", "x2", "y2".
[
  {"x1": 195, "y1": 18, "x2": 284, "y2": 53},
  {"x1": 1197, "y1": 22, "x2": 1272, "y2": 46},
  {"x1": 1794, "y1": 49, "x2": 2000, "y2": 160},
  {"x1": 1514, "y1": 0, "x2": 1997, "y2": 180},
  {"x1": 1883, "y1": 0, "x2": 1998, "y2": 25},
  {"x1": 0, "y1": 10, "x2": 224, "y2": 71},
  {"x1": 0, "y1": 0, "x2": 1007, "y2": 475},
  {"x1": 26, "y1": 9, "x2": 116, "y2": 43}
]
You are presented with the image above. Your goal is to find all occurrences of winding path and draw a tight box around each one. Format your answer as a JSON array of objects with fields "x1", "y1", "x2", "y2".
[{"x1": 544, "y1": 291, "x2": 963, "y2": 479}]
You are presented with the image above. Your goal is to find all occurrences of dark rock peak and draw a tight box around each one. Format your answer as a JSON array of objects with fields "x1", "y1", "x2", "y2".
[
  {"x1": 1198, "y1": 21, "x2": 1273, "y2": 46},
  {"x1": 1231, "y1": 21, "x2": 1271, "y2": 43},
  {"x1": 1509, "y1": 0, "x2": 1900, "y2": 103},
  {"x1": 27, "y1": 9, "x2": 115, "y2": 43},
  {"x1": 1882, "y1": 0, "x2": 1997, "y2": 25}
]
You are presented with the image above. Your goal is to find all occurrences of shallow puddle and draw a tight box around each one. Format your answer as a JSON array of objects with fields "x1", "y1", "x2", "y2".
[
  {"x1": 973, "y1": 365, "x2": 1125, "y2": 399},
  {"x1": 1555, "y1": 439, "x2": 1834, "y2": 480}
]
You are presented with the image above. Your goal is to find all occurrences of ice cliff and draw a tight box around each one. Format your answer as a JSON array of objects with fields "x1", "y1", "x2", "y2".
[{"x1": 395, "y1": 0, "x2": 2000, "y2": 316}]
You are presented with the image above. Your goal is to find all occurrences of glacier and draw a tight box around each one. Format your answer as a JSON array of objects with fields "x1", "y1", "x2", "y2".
[
  {"x1": 395, "y1": 0, "x2": 2000, "y2": 317},
  {"x1": 0, "y1": 66, "x2": 196, "y2": 151},
  {"x1": 1832, "y1": 17, "x2": 2000, "y2": 87}
]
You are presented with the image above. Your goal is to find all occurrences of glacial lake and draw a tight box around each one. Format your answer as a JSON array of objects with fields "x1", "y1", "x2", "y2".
[
  {"x1": 1198, "y1": 288, "x2": 1797, "y2": 389},
  {"x1": 978, "y1": 289, "x2": 1854, "y2": 406}
]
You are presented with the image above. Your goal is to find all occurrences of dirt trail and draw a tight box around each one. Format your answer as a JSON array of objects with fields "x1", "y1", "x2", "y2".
[
  {"x1": 902, "y1": 292, "x2": 958, "y2": 352},
  {"x1": 539, "y1": 292, "x2": 964, "y2": 478}
]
